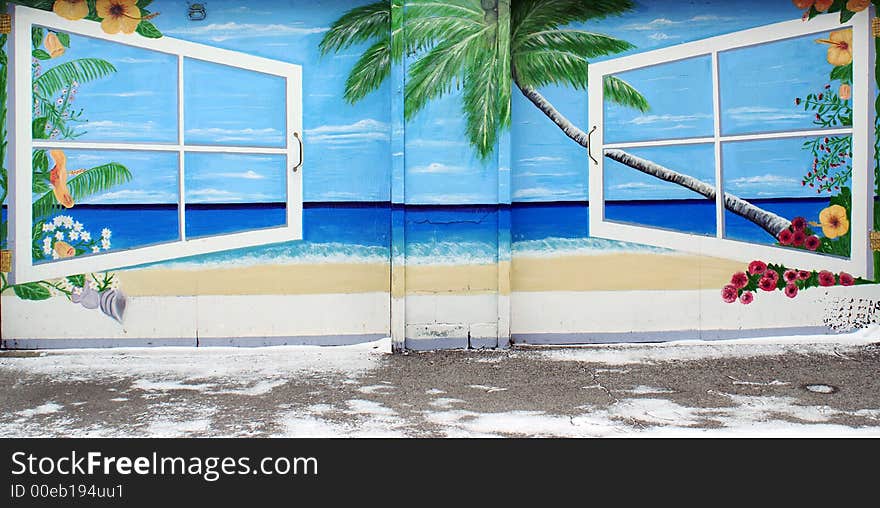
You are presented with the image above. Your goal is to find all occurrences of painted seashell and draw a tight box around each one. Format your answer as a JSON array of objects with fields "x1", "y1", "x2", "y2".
[
  {"x1": 99, "y1": 288, "x2": 126, "y2": 323},
  {"x1": 74, "y1": 284, "x2": 100, "y2": 310},
  {"x1": 53, "y1": 240, "x2": 75, "y2": 258}
]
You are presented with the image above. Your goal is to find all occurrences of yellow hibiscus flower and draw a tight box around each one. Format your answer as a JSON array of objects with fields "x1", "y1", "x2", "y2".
[
  {"x1": 52, "y1": 0, "x2": 89, "y2": 21},
  {"x1": 44, "y1": 32, "x2": 66, "y2": 59},
  {"x1": 96, "y1": 0, "x2": 142, "y2": 35},
  {"x1": 816, "y1": 29, "x2": 853, "y2": 67},
  {"x1": 846, "y1": 0, "x2": 870, "y2": 12},
  {"x1": 818, "y1": 204, "x2": 849, "y2": 239}
]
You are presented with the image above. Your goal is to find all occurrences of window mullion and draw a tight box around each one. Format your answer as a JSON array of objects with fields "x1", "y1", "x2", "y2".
[
  {"x1": 178, "y1": 55, "x2": 187, "y2": 242},
  {"x1": 711, "y1": 50, "x2": 724, "y2": 240}
]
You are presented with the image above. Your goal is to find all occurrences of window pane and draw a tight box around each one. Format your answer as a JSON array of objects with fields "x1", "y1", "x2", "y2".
[
  {"x1": 31, "y1": 27, "x2": 178, "y2": 143},
  {"x1": 184, "y1": 153, "x2": 287, "y2": 238},
  {"x1": 604, "y1": 56, "x2": 714, "y2": 144},
  {"x1": 719, "y1": 31, "x2": 853, "y2": 136},
  {"x1": 722, "y1": 136, "x2": 851, "y2": 258},
  {"x1": 604, "y1": 144, "x2": 716, "y2": 236},
  {"x1": 184, "y1": 59, "x2": 286, "y2": 148},
  {"x1": 32, "y1": 149, "x2": 180, "y2": 264}
]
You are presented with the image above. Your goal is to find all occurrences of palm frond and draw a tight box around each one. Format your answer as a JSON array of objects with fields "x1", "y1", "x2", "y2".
[
  {"x1": 514, "y1": 29, "x2": 633, "y2": 57},
  {"x1": 604, "y1": 75, "x2": 649, "y2": 112},
  {"x1": 344, "y1": 37, "x2": 391, "y2": 104},
  {"x1": 462, "y1": 27, "x2": 502, "y2": 159},
  {"x1": 319, "y1": 1, "x2": 390, "y2": 56},
  {"x1": 513, "y1": 47, "x2": 589, "y2": 89},
  {"x1": 34, "y1": 58, "x2": 117, "y2": 98},
  {"x1": 32, "y1": 163, "x2": 132, "y2": 220},
  {"x1": 404, "y1": 28, "x2": 487, "y2": 121},
  {"x1": 512, "y1": 0, "x2": 634, "y2": 40}
]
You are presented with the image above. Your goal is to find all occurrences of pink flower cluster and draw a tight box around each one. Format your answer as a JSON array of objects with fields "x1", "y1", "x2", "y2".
[
  {"x1": 722, "y1": 259, "x2": 856, "y2": 305},
  {"x1": 776, "y1": 217, "x2": 820, "y2": 251}
]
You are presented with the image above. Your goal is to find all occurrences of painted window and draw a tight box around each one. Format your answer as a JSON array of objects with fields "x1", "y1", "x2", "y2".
[
  {"x1": 7, "y1": 6, "x2": 303, "y2": 284},
  {"x1": 588, "y1": 10, "x2": 875, "y2": 277}
]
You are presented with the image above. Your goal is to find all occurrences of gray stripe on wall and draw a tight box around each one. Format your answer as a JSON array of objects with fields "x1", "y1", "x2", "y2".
[
  {"x1": 511, "y1": 326, "x2": 834, "y2": 345},
  {"x1": 1, "y1": 334, "x2": 387, "y2": 350}
]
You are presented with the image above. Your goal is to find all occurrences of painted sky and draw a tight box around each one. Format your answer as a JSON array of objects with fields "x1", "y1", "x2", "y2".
[{"x1": 23, "y1": 0, "x2": 854, "y2": 205}]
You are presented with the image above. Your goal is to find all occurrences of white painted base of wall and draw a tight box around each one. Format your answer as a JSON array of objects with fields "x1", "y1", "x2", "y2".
[
  {"x1": 404, "y1": 294, "x2": 507, "y2": 350},
  {"x1": 1, "y1": 293, "x2": 390, "y2": 348},
  {"x1": 510, "y1": 285, "x2": 879, "y2": 343}
]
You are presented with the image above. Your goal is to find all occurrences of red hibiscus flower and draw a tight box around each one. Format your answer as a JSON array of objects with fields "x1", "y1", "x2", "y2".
[
  {"x1": 804, "y1": 235, "x2": 821, "y2": 251},
  {"x1": 791, "y1": 217, "x2": 807, "y2": 232},
  {"x1": 748, "y1": 260, "x2": 767, "y2": 275},
  {"x1": 778, "y1": 229, "x2": 793, "y2": 245},
  {"x1": 818, "y1": 270, "x2": 836, "y2": 286},
  {"x1": 792, "y1": 230, "x2": 806, "y2": 247},
  {"x1": 783, "y1": 270, "x2": 798, "y2": 283},
  {"x1": 740, "y1": 291, "x2": 754, "y2": 305},
  {"x1": 758, "y1": 277, "x2": 777, "y2": 292},
  {"x1": 730, "y1": 271, "x2": 749, "y2": 289},
  {"x1": 784, "y1": 283, "x2": 798, "y2": 298},
  {"x1": 763, "y1": 269, "x2": 779, "y2": 284},
  {"x1": 797, "y1": 270, "x2": 811, "y2": 280},
  {"x1": 838, "y1": 272, "x2": 855, "y2": 286},
  {"x1": 722, "y1": 284, "x2": 739, "y2": 303}
]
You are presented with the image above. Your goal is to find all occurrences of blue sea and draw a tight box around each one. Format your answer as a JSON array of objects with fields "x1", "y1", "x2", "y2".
[{"x1": 3, "y1": 198, "x2": 842, "y2": 268}]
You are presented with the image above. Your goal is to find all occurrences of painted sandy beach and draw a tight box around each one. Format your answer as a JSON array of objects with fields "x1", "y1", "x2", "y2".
[{"x1": 116, "y1": 252, "x2": 743, "y2": 296}]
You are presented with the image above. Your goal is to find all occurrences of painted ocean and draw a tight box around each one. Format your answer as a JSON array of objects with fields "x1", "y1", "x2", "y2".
[{"x1": 5, "y1": 198, "x2": 844, "y2": 269}]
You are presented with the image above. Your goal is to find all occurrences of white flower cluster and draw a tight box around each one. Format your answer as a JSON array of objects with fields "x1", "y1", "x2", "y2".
[{"x1": 39, "y1": 215, "x2": 112, "y2": 259}]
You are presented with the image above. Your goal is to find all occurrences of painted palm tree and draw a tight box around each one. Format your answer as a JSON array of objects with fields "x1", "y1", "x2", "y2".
[{"x1": 322, "y1": 0, "x2": 792, "y2": 236}]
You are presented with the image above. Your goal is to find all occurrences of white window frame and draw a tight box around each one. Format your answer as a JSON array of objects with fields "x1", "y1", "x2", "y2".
[
  {"x1": 588, "y1": 9, "x2": 875, "y2": 278},
  {"x1": 7, "y1": 5, "x2": 303, "y2": 284}
]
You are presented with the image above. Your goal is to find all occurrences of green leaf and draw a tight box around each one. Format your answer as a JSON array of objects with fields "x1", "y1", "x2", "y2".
[
  {"x1": 830, "y1": 63, "x2": 853, "y2": 84},
  {"x1": 137, "y1": 0, "x2": 154, "y2": 8},
  {"x1": 33, "y1": 150, "x2": 49, "y2": 174},
  {"x1": 32, "y1": 117, "x2": 49, "y2": 139},
  {"x1": 840, "y1": 9, "x2": 856, "y2": 23},
  {"x1": 56, "y1": 32, "x2": 71, "y2": 48},
  {"x1": 34, "y1": 58, "x2": 117, "y2": 98},
  {"x1": 13, "y1": 282, "x2": 52, "y2": 301},
  {"x1": 319, "y1": 1, "x2": 390, "y2": 56},
  {"x1": 136, "y1": 20, "x2": 163, "y2": 39},
  {"x1": 32, "y1": 49, "x2": 51, "y2": 61},
  {"x1": 32, "y1": 162, "x2": 133, "y2": 220},
  {"x1": 31, "y1": 27, "x2": 44, "y2": 50},
  {"x1": 343, "y1": 37, "x2": 391, "y2": 105},
  {"x1": 67, "y1": 274, "x2": 85, "y2": 288},
  {"x1": 32, "y1": 178, "x2": 52, "y2": 195},
  {"x1": 603, "y1": 75, "x2": 649, "y2": 112}
]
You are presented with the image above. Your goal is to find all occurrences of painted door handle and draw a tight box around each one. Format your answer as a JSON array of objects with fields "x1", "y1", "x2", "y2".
[
  {"x1": 292, "y1": 131, "x2": 303, "y2": 172},
  {"x1": 587, "y1": 125, "x2": 598, "y2": 165}
]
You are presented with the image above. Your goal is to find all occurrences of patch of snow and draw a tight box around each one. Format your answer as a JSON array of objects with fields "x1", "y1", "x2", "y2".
[
  {"x1": 624, "y1": 386, "x2": 675, "y2": 395},
  {"x1": 468, "y1": 385, "x2": 508, "y2": 393},
  {"x1": 538, "y1": 327, "x2": 880, "y2": 366},
  {"x1": 425, "y1": 388, "x2": 446, "y2": 395},
  {"x1": 16, "y1": 402, "x2": 63, "y2": 418},
  {"x1": 109, "y1": 397, "x2": 129, "y2": 402},
  {"x1": 358, "y1": 384, "x2": 395, "y2": 394},
  {"x1": 429, "y1": 398, "x2": 465, "y2": 409}
]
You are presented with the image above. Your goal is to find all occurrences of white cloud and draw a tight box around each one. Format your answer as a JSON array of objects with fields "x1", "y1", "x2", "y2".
[
  {"x1": 628, "y1": 113, "x2": 712, "y2": 125},
  {"x1": 516, "y1": 171, "x2": 577, "y2": 178},
  {"x1": 186, "y1": 188, "x2": 273, "y2": 202},
  {"x1": 648, "y1": 32, "x2": 679, "y2": 41},
  {"x1": 87, "y1": 91, "x2": 156, "y2": 98},
  {"x1": 408, "y1": 163, "x2": 466, "y2": 174},
  {"x1": 306, "y1": 119, "x2": 390, "y2": 145},
  {"x1": 612, "y1": 182, "x2": 663, "y2": 190},
  {"x1": 624, "y1": 15, "x2": 734, "y2": 31},
  {"x1": 725, "y1": 106, "x2": 809, "y2": 123},
  {"x1": 512, "y1": 187, "x2": 583, "y2": 200},
  {"x1": 728, "y1": 174, "x2": 800, "y2": 186},
  {"x1": 415, "y1": 193, "x2": 487, "y2": 204},
  {"x1": 165, "y1": 22, "x2": 329, "y2": 42},
  {"x1": 518, "y1": 156, "x2": 565, "y2": 165},
  {"x1": 85, "y1": 189, "x2": 176, "y2": 203},
  {"x1": 116, "y1": 57, "x2": 165, "y2": 64},
  {"x1": 215, "y1": 170, "x2": 266, "y2": 180},
  {"x1": 185, "y1": 127, "x2": 283, "y2": 143}
]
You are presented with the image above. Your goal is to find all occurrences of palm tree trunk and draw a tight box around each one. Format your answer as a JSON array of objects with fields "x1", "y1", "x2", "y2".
[
  {"x1": 605, "y1": 150, "x2": 791, "y2": 237},
  {"x1": 515, "y1": 82, "x2": 792, "y2": 238}
]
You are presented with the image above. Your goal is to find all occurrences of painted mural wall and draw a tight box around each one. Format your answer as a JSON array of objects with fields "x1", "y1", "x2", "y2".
[
  {"x1": 2, "y1": 0, "x2": 878, "y2": 349},
  {"x1": 1, "y1": 0, "x2": 394, "y2": 346}
]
